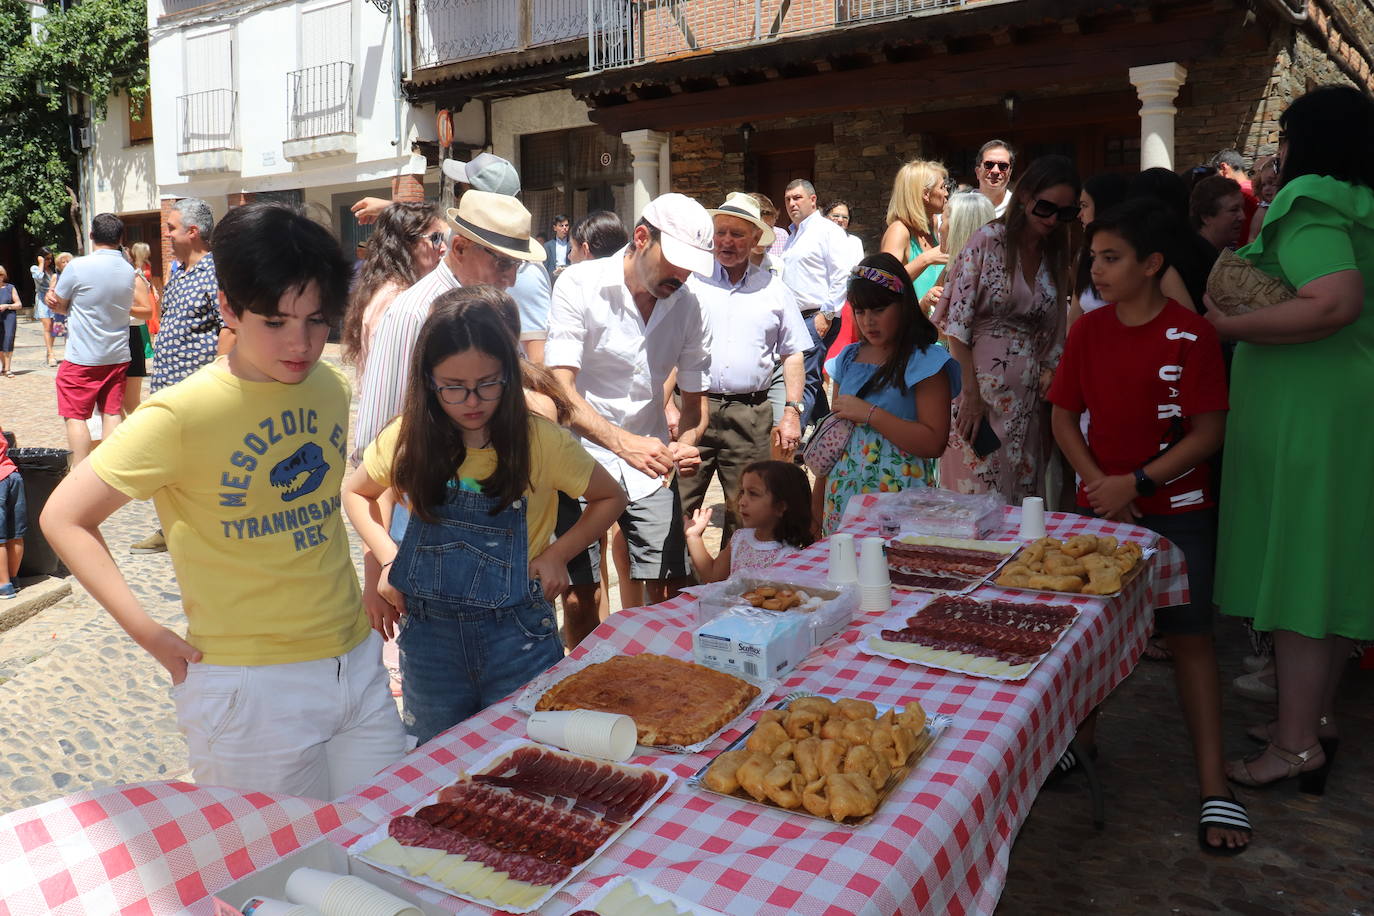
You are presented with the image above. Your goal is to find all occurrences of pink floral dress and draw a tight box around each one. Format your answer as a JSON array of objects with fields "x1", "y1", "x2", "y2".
[{"x1": 931, "y1": 222, "x2": 1064, "y2": 503}]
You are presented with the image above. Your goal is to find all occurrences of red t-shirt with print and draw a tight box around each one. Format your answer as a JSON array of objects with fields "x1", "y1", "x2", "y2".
[{"x1": 1048, "y1": 299, "x2": 1228, "y2": 515}]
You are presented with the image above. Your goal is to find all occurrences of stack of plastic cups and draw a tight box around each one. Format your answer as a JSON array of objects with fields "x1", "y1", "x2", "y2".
[
  {"x1": 286, "y1": 868, "x2": 422, "y2": 916},
  {"x1": 526, "y1": 710, "x2": 637, "y2": 761},
  {"x1": 857, "y1": 537, "x2": 891, "y2": 613},
  {"x1": 827, "y1": 533, "x2": 859, "y2": 587},
  {"x1": 1020, "y1": 497, "x2": 1046, "y2": 540}
]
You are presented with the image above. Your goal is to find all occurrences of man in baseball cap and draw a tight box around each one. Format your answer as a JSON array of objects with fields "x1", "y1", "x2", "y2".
[
  {"x1": 441, "y1": 152, "x2": 521, "y2": 198},
  {"x1": 544, "y1": 193, "x2": 715, "y2": 646}
]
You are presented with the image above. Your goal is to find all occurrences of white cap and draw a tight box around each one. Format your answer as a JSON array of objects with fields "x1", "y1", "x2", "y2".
[
  {"x1": 641, "y1": 193, "x2": 715, "y2": 276},
  {"x1": 442, "y1": 152, "x2": 521, "y2": 196}
]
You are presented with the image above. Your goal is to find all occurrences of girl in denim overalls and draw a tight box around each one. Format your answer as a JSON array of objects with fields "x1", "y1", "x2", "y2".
[{"x1": 344, "y1": 288, "x2": 627, "y2": 746}]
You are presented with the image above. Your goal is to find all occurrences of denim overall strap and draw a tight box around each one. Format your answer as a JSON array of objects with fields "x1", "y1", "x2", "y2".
[{"x1": 390, "y1": 485, "x2": 533, "y2": 610}]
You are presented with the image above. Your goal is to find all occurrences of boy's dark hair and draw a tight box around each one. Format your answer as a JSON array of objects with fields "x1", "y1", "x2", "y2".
[
  {"x1": 847, "y1": 252, "x2": 939, "y2": 393},
  {"x1": 1086, "y1": 198, "x2": 1175, "y2": 271},
  {"x1": 89, "y1": 213, "x2": 124, "y2": 247},
  {"x1": 573, "y1": 211, "x2": 629, "y2": 258},
  {"x1": 393, "y1": 286, "x2": 530, "y2": 521},
  {"x1": 741, "y1": 460, "x2": 815, "y2": 551},
  {"x1": 213, "y1": 202, "x2": 351, "y2": 322},
  {"x1": 1188, "y1": 175, "x2": 1242, "y2": 229},
  {"x1": 1279, "y1": 84, "x2": 1374, "y2": 190},
  {"x1": 1127, "y1": 167, "x2": 1190, "y2": 226},
  {"x1": 552, "y1": 214, "x2": 569, "y2": 225}
]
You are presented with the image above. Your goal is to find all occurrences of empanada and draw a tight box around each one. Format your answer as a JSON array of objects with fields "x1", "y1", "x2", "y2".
[
  {"x1": 825, "y1": 772, "x2": 879, "y2": 822},
  {"x1": 702, "y1": 749, "x2": 750, "y2": 794},
  {"x1": 793, "y1": 736, "x2": 823, "y2": 782},
  {"x1": 835, "y1": 698, "x2": 878, "y2": 721},
  {"x1": 817, "y1": 738, "x2": 849, "y2": 775},
  {"x1": 1028, "y1": 573, "x2": 1084, "y2": 592},
  {"x1": 762, "y1": 760, "x2": 803, "y2": 809},
  {"x1": 746, "y1": 720, "x2": 789, "y2": 755},
  {"x1": 735, "y1": 752, "x2": 775, "y2": 801}
]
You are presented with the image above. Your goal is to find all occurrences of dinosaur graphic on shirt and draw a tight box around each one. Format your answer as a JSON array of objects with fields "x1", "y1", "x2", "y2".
[{"x1": 270, "y1": 442, "x2": 329, "y2": 502}]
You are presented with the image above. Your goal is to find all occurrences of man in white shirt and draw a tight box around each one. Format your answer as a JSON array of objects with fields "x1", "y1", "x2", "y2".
[
  {"x1": 975, "y1": 140, "x2": 1016, "y2": 218},
  {"x1": 680, "y1": 193, "x2": 809, "y2": 538},
  {"x1": 781, "y1": 179, "x2": 848, "y2": 427},
  {"x1": 546, "y1": 193, "x2": 715, "y2": 645}
]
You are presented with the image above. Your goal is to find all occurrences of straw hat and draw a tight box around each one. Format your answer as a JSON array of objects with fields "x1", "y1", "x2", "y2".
[
  {"x1": 445, "y1": 190, "x2": 543, "y2": 262},
  {"x1": 707, "y1": 191, "x2": 776, "y2": 247}
]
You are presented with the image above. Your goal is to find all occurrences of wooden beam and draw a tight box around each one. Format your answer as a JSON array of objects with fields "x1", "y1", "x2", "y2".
[
  {"x1": 721, "y1": 123, "x2": 836, "y2": 154},
  {"x1": 587, "y1": 13, "x2": 1230, "y2": 133}
]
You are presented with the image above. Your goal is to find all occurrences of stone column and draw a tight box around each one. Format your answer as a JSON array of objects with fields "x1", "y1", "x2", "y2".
[
  {"x1": 1129, "y1": 62, "x2": 1188, "y2": 171},
  {"x1": 622, "y1": 129, "x2": 669, "y2": 221}
]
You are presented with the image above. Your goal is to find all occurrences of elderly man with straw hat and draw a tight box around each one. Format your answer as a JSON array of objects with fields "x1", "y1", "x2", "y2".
[
  {"x1": 354, "y1": 190, "x2": 543, "y2": 460},
  {"x1": 676, "y1": 192, "x2": 810, "y2": 538}
]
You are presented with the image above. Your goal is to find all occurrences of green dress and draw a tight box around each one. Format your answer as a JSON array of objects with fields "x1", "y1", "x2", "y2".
[
  {"x1": 1216, "y1": 176, "x2": 1374, "y2": 640},
  {"x1": 909, "y1": 238, "x2": 943, "y2": 309}
]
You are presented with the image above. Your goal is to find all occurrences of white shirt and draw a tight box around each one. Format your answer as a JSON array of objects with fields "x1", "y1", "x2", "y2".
[
  {"x1": 842, "y1": 234, "x2": 865, "y2": 271},
  {"x1": 554, "y1": 238, "x2": 570, "y2": 268},
  {"x1": 689, "y1": 261, "x2": 811, "y2": 395},
  {"x1": 352, "y1": 259, "x2": 461, "y2": 460},
  {"x1": 545, "y1": 251, "x2": 713, "y2": 502},
  {"x1": 780, "y1": 210, "x2": 850, "y2": 317},
  {"x1": 991, "y1": 190, "x2": 1011, "y2": 218}
]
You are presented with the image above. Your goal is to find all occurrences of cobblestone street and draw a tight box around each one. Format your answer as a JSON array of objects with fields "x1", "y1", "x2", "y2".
[{"x1": 0, "y1": 316, "x2": 1370, "y2": 913}]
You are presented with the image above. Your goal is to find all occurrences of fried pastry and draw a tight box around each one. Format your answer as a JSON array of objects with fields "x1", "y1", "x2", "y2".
[
  {"x1": 757, "y1": 708, "x2": 787, "y2": 729},
  {"x1": 834, "y1": 698, "x2": 878, "y2": 721},
  {"x1": 762, "y1": 760, "x2": 803, "y2": 809},
  {"x1": 896, "y1": 701, "x2": 926, "y2": 733},
  {"x1": 1043, "y1": 553, "x2": 1086, "y2": 576},
  {"x1": 789, "y1": 696, "x2": 834, "y2": 719},
  {"x1": 841, "y1": 718, "x2": 877, "y2": 745},
  {"x1": 745, "y1": 720, "x2": 789, "y2": 755},
  {"x1": 1081, "y1": 554, "x2": 1124, "y2": 595},
  {"x1": 793, "y1": 736, "x2": 823, "y2": 783},
  {"x1": 825, "y1": 772, "x2": 878, "y2": 822},
  {"x1": 801, "y1": 776, "x2": 831, "y2": 818},
  {"x1": 784, "y1": 707, "x2": 825, "y2": 740},
  {"x1": 770, "y1": 739, "x2": 796, "y2": 761},
  {"x1": 702, "y1": 749, "x2": 750, "y2": 794},
  {"x1": 735, "y1": 752, "x2": 775, "y2": 801},
  {"x1": 1061, "y1": 535, "x2": 1098, "y2": 558},
  {"x1": 1095, "y1": 535, "x2": 1118, "y2": 556},
  {"x1": 819, "y1": 716, "x2": 848, "y2": 740},
  {"x1": 817, "y1": 738, "x2": 850, "y2": 775},
  {"x1": 1028, "y1": 573, "x2": 1084, "y2": 592}
]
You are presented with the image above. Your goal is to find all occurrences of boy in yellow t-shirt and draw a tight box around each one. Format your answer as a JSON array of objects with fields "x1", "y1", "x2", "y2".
[{"x1": 42, "y1": 203, "x2": 405, "y2": 799}]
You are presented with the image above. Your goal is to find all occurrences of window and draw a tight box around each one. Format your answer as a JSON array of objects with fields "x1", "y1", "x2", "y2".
[
  {"x1": 127, "y1": 90, "x2": 153, "y2": 145},
  {"x1": 519, "y1": 126, "x2": 632, "y2": 238},
  {"x1": 1104, "y1": 134, "x2": 1141, "y2": 169}
]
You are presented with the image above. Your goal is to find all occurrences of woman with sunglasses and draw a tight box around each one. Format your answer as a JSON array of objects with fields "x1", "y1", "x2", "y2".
[
  {"x1": 1207, "y1": 85, "x2": 1374, "y2": 793},
  {"x1": 880, "y1": 159, "x2": 951, "y2": 315},
  {"x1": 342, "y1": 201, "x2": 448, "y2": 384},
  {"x1": 932, "y1": 154, "x2": 1081, "y2": 503}
]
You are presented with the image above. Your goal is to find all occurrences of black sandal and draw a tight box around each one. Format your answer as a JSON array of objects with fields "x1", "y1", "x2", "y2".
[
  {"x1": 1043, "y1": 744, "x2": 1097, "y2": 788},
  {"x1": 1198, "y1": 795, "x2": 1251, "y2": 856}
]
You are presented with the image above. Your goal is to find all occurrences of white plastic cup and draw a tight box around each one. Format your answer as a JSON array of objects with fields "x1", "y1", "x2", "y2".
[
  {"x1": 285, "y1": 868, "x2": 349, "y2": 911},
  {"x1": 1020, "y1": 497, "x2": 1046, "y2": 540},
  {"x1": 240, "y1": 898, "x2": 322, "y2": 916},
  {"x1": 858, "y1": 584, "x2": 891, "y2": 613},
  {"x1": 527, "y1": 709, "x2": 637, "y2": 761},
  {"x1": 858, "y1": 537, "x2": 890, "y2": 586},
  {"x1": 319, "y1": 876, "x2": 422, "y2": 916},
  {"x1": 828, "y1": 533, "x2": 858, "y2": 585}
]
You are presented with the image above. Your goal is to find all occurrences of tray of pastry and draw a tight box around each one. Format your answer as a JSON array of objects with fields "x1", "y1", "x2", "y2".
[
  {"x1": 515, "y1": 646, "x2": 779, "y2": 754},
  {"x1": 686, "y1": 694, "x2": 950, "y2": 828},
  {"x1": 989, "y1": 534, "x2": 1155, "y2": 597}
]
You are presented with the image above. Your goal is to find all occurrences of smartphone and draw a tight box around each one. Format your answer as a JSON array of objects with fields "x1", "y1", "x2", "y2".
[{"x1": 972, "y1": 417, "x2": 1001, "y2": 459}]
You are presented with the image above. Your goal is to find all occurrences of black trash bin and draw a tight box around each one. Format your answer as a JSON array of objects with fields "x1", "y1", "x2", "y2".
[{"x1": 12, "y1": 447, "x2": 70, "y2": 578}]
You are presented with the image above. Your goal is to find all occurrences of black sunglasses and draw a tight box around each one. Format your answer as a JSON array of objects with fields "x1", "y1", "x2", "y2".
[
  {"x1": 1029, "y1": 198, "x2": 1080, "y2": 222},
  {"x1": 981, "y1": 161, "x2": 1011, "y2": 172}
]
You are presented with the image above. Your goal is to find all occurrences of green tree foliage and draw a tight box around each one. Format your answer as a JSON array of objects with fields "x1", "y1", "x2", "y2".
[{"x1": 0, "y1": 0, "x2": 149, "y2": 238}]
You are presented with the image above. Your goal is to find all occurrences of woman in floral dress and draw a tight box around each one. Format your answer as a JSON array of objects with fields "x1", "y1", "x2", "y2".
[
  {"x1": 933, "y1": 155, "x2": 1080, "y2": 503},
  {"x1": 815, "y1": 253, "x2": 960, "y2": 535}
]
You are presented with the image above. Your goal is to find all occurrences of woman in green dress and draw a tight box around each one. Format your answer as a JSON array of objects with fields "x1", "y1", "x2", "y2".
[
  {"x1": 1207, "y1": 85, "x2": 1374, "y2": 792},
  {"x1": 881, "y1": 159, "x2": 950, "y2": 315}
]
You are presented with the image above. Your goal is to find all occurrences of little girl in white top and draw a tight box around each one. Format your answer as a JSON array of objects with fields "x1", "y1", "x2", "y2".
[{"x1": 685, "y1": 460, "x2": 815, "y2": 582}]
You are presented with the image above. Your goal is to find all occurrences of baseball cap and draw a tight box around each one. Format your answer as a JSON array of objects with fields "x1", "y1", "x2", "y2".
[
  {"x1": 442, "y1": 153, "x2": 521, "y2": 196},
  {"x1": 641, "y1": 193, "x2": 714, "y2": 276}
]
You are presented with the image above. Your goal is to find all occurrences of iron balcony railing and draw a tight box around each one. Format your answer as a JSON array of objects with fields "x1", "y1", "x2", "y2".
[
  {"x1": 177, "y1": 88, "x2": 238, "y2": 154},
  {"x1": 412, "y1": 0, "x2": 587, "y2": 69},
  {"x1": 288, "y1": 61, "x2": 355, "y2": 140},
  {"x1": 590, "y1": 0, "x2": 966, "y2": 71}
]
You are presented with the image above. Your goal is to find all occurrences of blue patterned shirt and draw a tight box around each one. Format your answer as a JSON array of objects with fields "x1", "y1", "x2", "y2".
[{"x1": 151, "y1": 253, "x2": 222, "y2": 393}]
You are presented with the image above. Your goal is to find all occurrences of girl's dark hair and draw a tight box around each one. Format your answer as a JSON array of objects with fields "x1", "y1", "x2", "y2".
[
  {"x1": 741, "y1": 460, "x2": 815, "y2": 551},
  {"x1": 1003, "y1": 154, "x2": 1081, "y2": 300},
  {"x1": 343, "y1": 201, "x2": 443, "y2": 365},
  {"x1": 572, "y1": 211, "x2": 629, "y2": 259},
  {"x1": 847, "y1": 252, "x2": 938, "y2": 393},
  {"x1": 1085, "y1": 198, "x2": 1175, "y2": 270},
  {"x1": 1075, "y1": 172, "x2": 1131, "y2": 299},
  {"x1": 482, "y1": 285, "x2": 573, "y2": 425},
  {"x1": 1279, "y1": 84, "x2": 1374, "y2": 189},
  {"x1": 1127, "y1": 167, "x2": 1190, "y2": 226},
  {"x1": 1188, "y1": 175, "x2": 1242, "y2": 229},
  {"x1": 392, "y1": 287, "x2": 530, "y2": 521},
  {"x1": 214, "y1": 203, "x2": 351, "y2": 321}
]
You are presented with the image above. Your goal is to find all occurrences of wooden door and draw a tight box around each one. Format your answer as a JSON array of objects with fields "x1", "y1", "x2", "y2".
[{"x1": 754, "y1": 148, "x2": 815, "y2": 234}]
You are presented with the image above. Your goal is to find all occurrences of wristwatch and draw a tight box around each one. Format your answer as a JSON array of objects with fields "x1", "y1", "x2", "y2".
[
  {"x1": 1133, "y1": 468, "x2": 1157, "y2": 497},
  {"x1": 784, "y1": 400, "x2": 805, "y2": 415}
]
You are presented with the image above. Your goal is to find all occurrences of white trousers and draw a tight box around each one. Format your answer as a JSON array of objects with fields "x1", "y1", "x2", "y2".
[{"x1": 171, "y1": 630, "x2": 406, "y2": 800}]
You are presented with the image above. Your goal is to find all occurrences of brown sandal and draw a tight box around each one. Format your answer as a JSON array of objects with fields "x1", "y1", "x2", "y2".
[{"x1": 1227, "y1": 742, "x2": 1328, "y2": 795}]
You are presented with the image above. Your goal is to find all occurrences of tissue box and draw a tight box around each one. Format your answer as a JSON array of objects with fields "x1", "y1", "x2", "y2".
[
  {"x1": 693, "y1": 608, "x2": 811, "y2": 682},
  {"x1": 692, "y1": 575, "x2": 856, "y2": 647}
]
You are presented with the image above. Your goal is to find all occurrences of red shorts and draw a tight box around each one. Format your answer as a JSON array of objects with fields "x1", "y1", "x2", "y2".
[{"x1": 56, "y1": 361, "x2": 129, "y2": 420}]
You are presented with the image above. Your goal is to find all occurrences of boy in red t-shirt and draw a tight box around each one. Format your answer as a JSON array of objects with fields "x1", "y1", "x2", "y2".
[{"x1": 1047, "y1": 198, "x2": 1249, "y2": 856}]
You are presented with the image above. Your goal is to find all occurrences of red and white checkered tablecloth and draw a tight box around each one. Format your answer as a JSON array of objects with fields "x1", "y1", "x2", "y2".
[
  {"x1": 0, "y1": 507, "x2": 1188, "y2": 916},
  {"x1": 0, "y1": 781, "x2": 366, "y2": 916}
]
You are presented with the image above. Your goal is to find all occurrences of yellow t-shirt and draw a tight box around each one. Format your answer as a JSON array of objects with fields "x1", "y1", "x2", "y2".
[
  {"x1": 90, "y1": 360, "x2": 369, "y2": 666},
  {"x1": 363, "y1": 415, "x2": 596, "y2": 559}
]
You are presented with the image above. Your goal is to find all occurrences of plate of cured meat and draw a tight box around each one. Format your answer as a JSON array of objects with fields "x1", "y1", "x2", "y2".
[
  {"x1": 351, "y1": 739, "x2": 675, "y2": 912},
  {"x1": 884, "y1": 535, "x2": 1020, "y2": 593},
  {"x1": 859, "y1": 594, "x2": 1081, "y2": 680}
]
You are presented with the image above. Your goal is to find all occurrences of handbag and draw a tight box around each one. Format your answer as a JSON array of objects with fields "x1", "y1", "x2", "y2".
[
  {"x1": 1205, "y1": 249, "x2": 1295, "y2": 316},
  {"x1": 801, "y1": 412, "x2": 856, "y2": 476}
]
